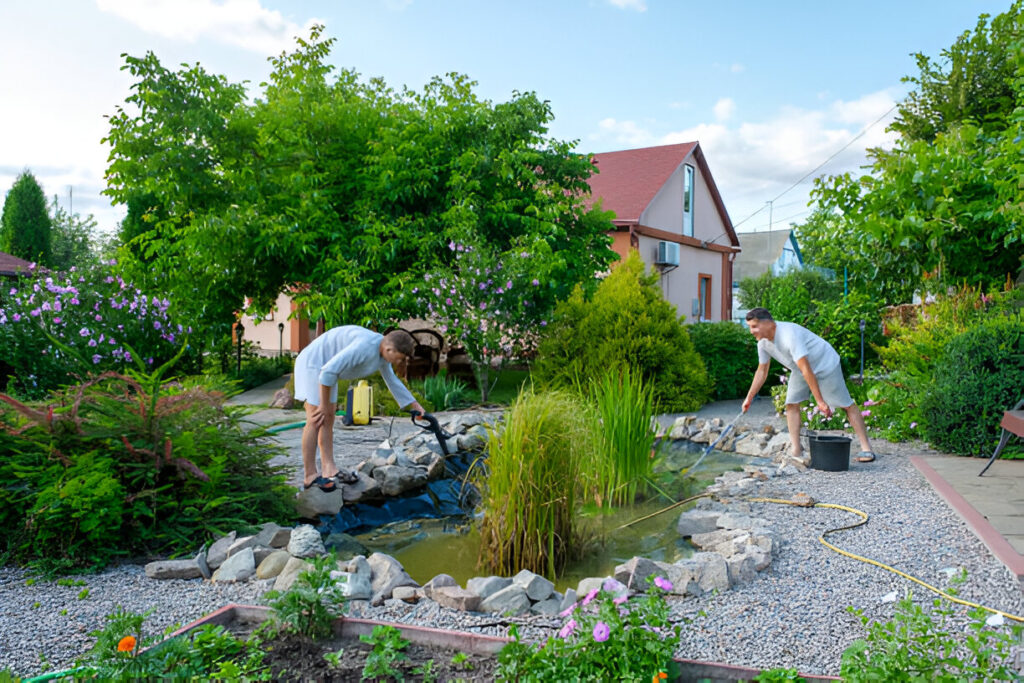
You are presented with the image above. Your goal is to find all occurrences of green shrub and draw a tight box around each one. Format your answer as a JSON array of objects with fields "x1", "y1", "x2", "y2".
[
  {"x1": 223, "y1": 353, "x2": 293, "y2": 393},
  {"x1": 0, "y1": 349, "x2": 294, "y2": 573},
  {"x1": 475, "y1": 388, "x2": 596, "y2": 578},
  {"x1": 921, "y1": 312, "x2": 1024, "y2": 455},
  {"x1": 686, "y1": 321, "x2": 759, "y2": 400},
  {"x1": 840, "y1": 590, "x2": 1020, "y2": 681},
  {"x1": 533, "y1": 251, "x2": 711, "y2": 412},
  {"x1": 811, "y1": 289, "x2": 885, "y2": 375},
  {"x1": 737, "y1": 268, "x2": 842, "y2": 328},
  {"x1": 422, "y1": 369, "x2": 472, "y2": 410}
]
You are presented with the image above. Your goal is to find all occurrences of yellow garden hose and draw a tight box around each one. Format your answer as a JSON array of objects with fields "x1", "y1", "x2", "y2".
[{"x1": 748, "y1": 496, "x2": 1024, "y2": 623}]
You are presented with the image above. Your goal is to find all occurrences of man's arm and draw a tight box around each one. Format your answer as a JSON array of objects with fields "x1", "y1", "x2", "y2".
[
  {"x1": 743, "y1": 363, "x2": 771, "y2": 412},
  {"x1": 795, "y1": 356, "x2": 831, "y2": 417}
]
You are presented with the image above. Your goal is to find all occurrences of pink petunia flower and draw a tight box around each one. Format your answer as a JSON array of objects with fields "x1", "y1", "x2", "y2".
[
  {"x1": 654, "y1": 576, "x2": 673, "y2": 591},
  {"x1": 558, "y1": 618, "x2": 577, "y2": 639},
  {"x1": 592, "y1": 622, "x2": 610, "y2": 642}
]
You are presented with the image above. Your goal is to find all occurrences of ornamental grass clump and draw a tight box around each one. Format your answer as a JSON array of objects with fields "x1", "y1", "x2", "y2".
[
  {"x1": 589, "y1": 365, "x2": 659, "y2": 507},
  {"x1": 475, "y1": 388, "x2": 595, "y2": 578},
  {"x1": 496, "y1": 575, "x2": 682, "y2": 681}
]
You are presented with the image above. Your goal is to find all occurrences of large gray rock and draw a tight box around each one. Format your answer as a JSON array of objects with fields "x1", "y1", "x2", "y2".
[
  {"x1": 422, "y1": 574, "x2": 458, "y2": 598},
  {"x1": 392, "y1": 586, "x2": 422, "y2": 603},
  {"x1": 256, "y1": 550, "x2": 291, "y2": 580},
  {"x1": 268, "y1": 387, "x2": 293, "y2": 409},
  {"x1": 430, "y1": 586, "x2": 481, "y2": 612},
  {"x1": 726, "y1": 551, "x2": 758, "y2": 586},
  {"x1": 688, "y1": 552, "x2": 730, "y2": 593},
  {"x1": 466, "y1": 576, "x2": 512, "y2": 600},
  {"x1": 288, "y1": 524, "x2": 326, "y2": 558},
  {"x1": 367, "y1": 553, "x2": 419, "y2": 604},
  {"x1": 254, "y1": 522, "x2": 292, "y2": 549},
  {"x1": 273, "y1": 556, "x2": 311, "y2": 592},
  {"x1": 206, "y1": 531, "x2": 236, "y2": 569},
  {"x1": 227, "y1": 535, "x2": 256, "y2": 557},
  {"x1": 294, "y1": 486, "x2": 345, "y2": 518},
  {"x1": 340, "y1": 471, "x2": 382, "y2": 503},
  {"x1": 145, "y1": 559, "x2": 203, "y2": 580},
  {"x1": 212, "y1": 547, "x2": 255, "y2": 583},
  {"x1": 373, "y1": 465, "x2": 428, "y2": 497},
  {"x1": 330, "y1": 570, "x2": 372, "y2": 600},
  {"x1": 512, "y1": 569, "x2": 554, "y2": 602},
  {"x1": 614, "y1": 556, "x2": 665, "y2": 591},
  {"x1": 531, "y1": 597, "x2": 563, "y2": 616},
  {"x1": 676, "y1": 509, "x2": 722, "y2": 537},
  {"x1": 479, "y1": 584, "x2": 531, "y2": 615}
]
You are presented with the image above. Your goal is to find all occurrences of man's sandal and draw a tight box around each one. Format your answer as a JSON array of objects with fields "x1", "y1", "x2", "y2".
[
  {"x1": 332, "y1": 470, "x2": 360, "y2": 485},
  {"x1": 304, "y1": 476, "x2": 337, "y2": 492},
  {"x1": 855, "y1": 451, "x2": 877, "y2": 463}
]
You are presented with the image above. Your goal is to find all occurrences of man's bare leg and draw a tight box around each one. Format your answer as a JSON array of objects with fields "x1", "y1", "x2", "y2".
[
  {"x1": 844, "y1": 403, "x2": 874, "y2": 454},
  {"x1": 317, "y1": 400, "x2": 340, "y2": 479},
  {"x1": 786, "y1": 402, "x2": 804, "y2": 458},
  {"x1": 301, "y1": 401, "x2": 323, "y2": 486}
]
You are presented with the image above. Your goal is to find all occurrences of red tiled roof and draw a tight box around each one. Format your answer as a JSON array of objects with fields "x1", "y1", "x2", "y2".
[
  {"x1": 0, "y1": 251, "x2": 32, "y2": 276},
  {"x1": 585, "y1": 142, "x2": 698, "y2": 223}
]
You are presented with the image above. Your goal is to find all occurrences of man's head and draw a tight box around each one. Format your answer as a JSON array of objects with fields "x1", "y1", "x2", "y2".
[
  {"x1": 380, "y1": 329, "x2": 415, "y2": 364},
  {"x1": 745, "y1": 307, "x2": 776, "y2": 341}
]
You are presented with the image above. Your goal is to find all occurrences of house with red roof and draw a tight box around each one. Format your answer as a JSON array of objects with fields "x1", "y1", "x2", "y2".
[{"x1": 586, "y1": 142, "x2": 739, "y2": 322}]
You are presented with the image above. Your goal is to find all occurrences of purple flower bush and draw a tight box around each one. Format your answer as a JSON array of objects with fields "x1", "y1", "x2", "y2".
[
  {"x1": 0, "y1": 261, "x2": 191, "y2": 397},
  {"x1": 496, "y1": 575, "x2": 682, "y2": 680},
  {"x1": 410, "y1": 240, "x2": 555, "y2": 393}
]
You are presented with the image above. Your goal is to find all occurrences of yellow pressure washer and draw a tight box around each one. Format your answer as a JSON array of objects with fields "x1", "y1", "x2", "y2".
[{"x1": 342, "y1": 379, "x2": 373, "y2": 426}]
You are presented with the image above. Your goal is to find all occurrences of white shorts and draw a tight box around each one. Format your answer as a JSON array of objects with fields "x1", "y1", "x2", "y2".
[
  {"x1": 785, "y1": 365, "x2": 853, "y2": 408},
  {"x1": 293, "y1": 358, "x2": 338, "y2": 407}
]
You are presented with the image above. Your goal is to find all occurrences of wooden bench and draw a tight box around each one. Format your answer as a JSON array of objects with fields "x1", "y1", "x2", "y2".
[{"x1": 979, "y1": 399, "x2": 1024, "y2": 476}]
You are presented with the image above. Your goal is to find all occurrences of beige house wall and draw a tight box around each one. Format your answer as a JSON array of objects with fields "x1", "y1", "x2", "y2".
[{"x1": 238, "y1": 291, "x2": 313, "y2": 355}]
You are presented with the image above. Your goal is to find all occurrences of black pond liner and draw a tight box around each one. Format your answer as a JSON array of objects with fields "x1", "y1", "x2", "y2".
[{"x1": 316, "y1": 451, "x2": 482, "y2": 536}]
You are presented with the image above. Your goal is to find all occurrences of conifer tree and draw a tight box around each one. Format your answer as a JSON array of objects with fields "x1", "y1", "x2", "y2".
[{"x1": 1, "y1": 171, "x2": 52, "y2": 265}]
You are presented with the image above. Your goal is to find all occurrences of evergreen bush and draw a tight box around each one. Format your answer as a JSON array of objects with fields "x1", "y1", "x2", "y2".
[
  {"x1": 736, "y1": 268, "x2": 841, "y2": 328},
  {"x1": 921, "y1": 312, "x2": 1024, "y2": 455},
  {"x1": 533, "y1": 251, "x2": 711, "y2": 412},
  {"x1": 686, "y1": 321, "x2": 758, "y2": 400}
]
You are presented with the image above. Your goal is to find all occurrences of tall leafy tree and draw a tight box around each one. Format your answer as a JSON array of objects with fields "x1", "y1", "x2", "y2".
[
  {"x1": 1, "y1": 171, "x2": 52, "y2": 265},
  {"x1": 805, "y1": 2, "x2": 1024, "y2": 304},
  {"x1": 103, "y1": 26, "x2": 615, "y2": 346}
]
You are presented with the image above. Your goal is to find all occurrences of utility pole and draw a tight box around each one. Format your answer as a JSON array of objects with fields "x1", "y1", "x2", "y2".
[{"x1": 766, "y1": 200, "x2": 773, "y2": 232}]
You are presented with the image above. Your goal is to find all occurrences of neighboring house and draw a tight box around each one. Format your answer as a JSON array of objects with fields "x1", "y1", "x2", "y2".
[
  {"x1": 0, "y1": 250, "x2": 32, "y2": 286},
  {"x1": 586, "y1": 142, "x2": 740, "y2": 322},
  {"x1": 731, "y1": 228, "x2": 804, "y2": 321},
  {"x1": 237, "y1": 290, "x2": 316, "y2": 356}
]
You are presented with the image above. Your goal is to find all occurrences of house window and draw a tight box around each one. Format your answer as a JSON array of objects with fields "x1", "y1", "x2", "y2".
[
  {"x1": 698, "y1": 273, "x2": 712, "y2": 321},
  {"x1": 683, "y1": 164, "x2": 695, "y2": 237}
]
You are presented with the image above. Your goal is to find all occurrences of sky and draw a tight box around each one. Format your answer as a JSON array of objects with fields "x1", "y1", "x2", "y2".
[{"x1": 0, "y1": 0, "x2": 1015, "y2": 239}]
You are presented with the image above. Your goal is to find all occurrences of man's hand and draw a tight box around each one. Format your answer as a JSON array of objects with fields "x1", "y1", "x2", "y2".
[
  {"x1": 815, "y1": 399, "x2": 833, "y2": 418},
  {"x1": 741, "y1": 396, "x2": 753, "y2": 413},
  {"x1": 308, "y1": 405, "x2": 326, "y2": 429},
  {"x1": 408, "y1": 401, "x2": 425, "y2": 416}
]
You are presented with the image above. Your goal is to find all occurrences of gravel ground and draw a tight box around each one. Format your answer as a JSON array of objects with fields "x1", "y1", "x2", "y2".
[{"x1": 4, "y1": 435, "x2": 1024, "y2": 679}]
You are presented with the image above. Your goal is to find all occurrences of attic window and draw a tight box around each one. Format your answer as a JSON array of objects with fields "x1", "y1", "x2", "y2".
[{"x1": 683, "y1": 164, "x2": 695, "y2": 237}]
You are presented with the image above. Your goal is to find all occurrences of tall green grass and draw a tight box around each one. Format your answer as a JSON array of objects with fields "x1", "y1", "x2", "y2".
[
  {"x1": 474, "y1": 388, "x2": 595, "y2": 578},
  {"x1": 422, "y1": 369, "x2": 472, "y2": 411},
  {"x1": 588, "y1": 365, "x2": 658, "y2": 507}
]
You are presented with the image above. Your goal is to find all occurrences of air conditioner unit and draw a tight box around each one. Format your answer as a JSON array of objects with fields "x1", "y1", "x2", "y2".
[{"x1": 655, "y1": 240, "x2": 680, "y2": 266}]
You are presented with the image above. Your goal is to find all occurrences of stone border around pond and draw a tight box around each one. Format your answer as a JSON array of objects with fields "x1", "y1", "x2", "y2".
[{"x1": 144, "y1": 413, "x2": 815, "y2": 616}]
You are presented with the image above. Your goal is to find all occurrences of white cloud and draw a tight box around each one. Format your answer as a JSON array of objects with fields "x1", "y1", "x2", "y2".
[
  {"x1": 592, "y1": 117, "x2": 658, "y2": 148},
  {"x1": 730, "y1": 63, "x2": 745, "y2": 74},
  {"x1": 96, "y1": 0, "x2": 319, "y2": 55},
  {"x1": 634, "y1": 90, "x2": 900, "y2": 229},
  {"x1": 712, "y1": 97, "x2": 735, "y2": 122},
  {"x1": 607, "y1": 0, "x2": 647, "y2": 11}
]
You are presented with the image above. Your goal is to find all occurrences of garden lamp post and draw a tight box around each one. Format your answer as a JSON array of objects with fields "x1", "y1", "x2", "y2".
[
  {"x1": 236, "y1": 322, "x2": 244, "y2": 375},
  {"x1": 278, "y1": 322, "x2": 285, "y2": 358},
  {"x1": 858, "y1": 319, "x2": 866, "y2": 384}
]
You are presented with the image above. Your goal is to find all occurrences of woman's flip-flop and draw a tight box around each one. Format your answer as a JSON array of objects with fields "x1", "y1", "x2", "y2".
[
  {"x1": 304, "y1": 476, "x2": 337, "y2": 492},
  {"x1": 856, "y1": 451, "x2": 877, "y2": 463},
  {"x1": 333, "y1": 470, "x2": 360, "y2": 485}
]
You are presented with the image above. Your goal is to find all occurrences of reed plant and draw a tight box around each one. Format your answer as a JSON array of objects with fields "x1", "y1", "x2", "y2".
[
  {"x1": 588, "y1": 365, "x2": 658, "y2": 507},
  {"x1": 474, "y1": 388, "x2": 596, "y2": 578}
]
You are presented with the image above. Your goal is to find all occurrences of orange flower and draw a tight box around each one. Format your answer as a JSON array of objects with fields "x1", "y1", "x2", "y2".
[
  {"x1": 652, "y1": 672, "x2": 668, "y2": 683},
  {"x1": 117, "y1": 635, "x2": 136, "y2": 653}
]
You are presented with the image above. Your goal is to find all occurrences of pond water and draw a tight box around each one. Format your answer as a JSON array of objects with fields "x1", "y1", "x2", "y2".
[{"x1": 319, "y1": 442, "x2": 766, "y2": 592}]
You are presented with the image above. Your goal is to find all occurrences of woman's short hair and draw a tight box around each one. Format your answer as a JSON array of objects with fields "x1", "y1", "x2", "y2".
[
  {"x1": 745, "y1": 307, "x2": 774, "y2": 322},
  {"x1": 384, "y1": 329, "x2": 416, "y2": 356}
]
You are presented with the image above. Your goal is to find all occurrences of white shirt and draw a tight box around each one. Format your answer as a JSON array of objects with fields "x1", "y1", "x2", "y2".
[
  {"x1": 757, "y1": 321, "x2": 840, "y2": 376},
  {"x1": 296, "y1": 325, "x2": 415, "y2": 408}
]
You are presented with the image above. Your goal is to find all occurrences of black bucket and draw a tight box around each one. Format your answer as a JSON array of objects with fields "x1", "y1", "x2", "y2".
[{"x1": 808, "y1": 434, "x2": 851, "y2": 471}]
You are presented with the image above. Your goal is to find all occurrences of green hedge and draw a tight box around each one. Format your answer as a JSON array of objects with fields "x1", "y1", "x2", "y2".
[
  {"x1": 687, "y1": 321, "x2": 759, "y2": 400},
  {"x1": 921, "y1": 312, "x2": 1024, "y2": 455}
]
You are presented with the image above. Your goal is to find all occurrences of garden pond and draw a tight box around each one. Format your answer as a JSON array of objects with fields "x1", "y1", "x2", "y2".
[{"x1": 317, "y1": 441, "x2": 764, "y2": 592}]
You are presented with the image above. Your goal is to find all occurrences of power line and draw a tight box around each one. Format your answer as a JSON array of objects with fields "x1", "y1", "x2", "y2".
[{"x1": 733, "y1": 102, "x2": 899, "y2": 229}]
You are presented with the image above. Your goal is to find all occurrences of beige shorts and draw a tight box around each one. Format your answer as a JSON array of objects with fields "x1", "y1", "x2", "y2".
[{"x1": 785, "y1": 365, "x2": 854, "y2": 408}]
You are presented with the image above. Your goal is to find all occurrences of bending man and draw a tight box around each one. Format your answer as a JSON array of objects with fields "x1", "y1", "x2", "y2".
[
  {"x1": 741, "y1": 308, "x2": 876, "y2": 463},
  {"x1": 294, "y1": 326, "x2": 425, "y2": 491}
]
